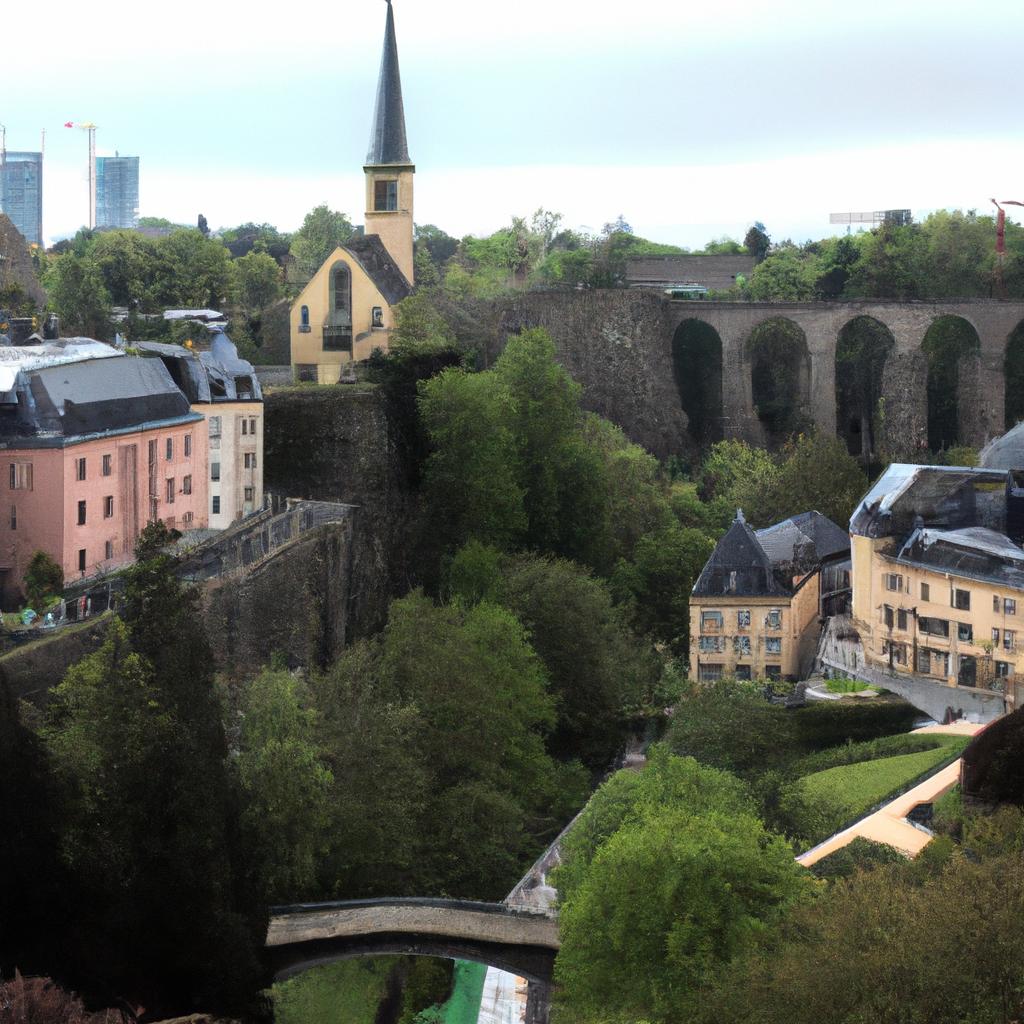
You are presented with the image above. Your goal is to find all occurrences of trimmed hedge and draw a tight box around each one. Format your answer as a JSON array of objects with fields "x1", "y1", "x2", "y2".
[{"x1": 790, "y1": 700, "x2": 920, "y2": 752}]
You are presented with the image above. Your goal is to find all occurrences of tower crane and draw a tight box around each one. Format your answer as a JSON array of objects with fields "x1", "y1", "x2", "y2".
[
  {"x1": 65, "y1": 121, "x2": 98, "y2": 229},
  {"x1": 991, "y1": 198, "x2": 1024, "y2": 299}
]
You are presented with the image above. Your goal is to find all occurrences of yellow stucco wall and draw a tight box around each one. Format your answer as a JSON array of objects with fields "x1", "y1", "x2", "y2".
[
  {"x1": 364, "y1": 166, "x2": 415, "y2": 285},
  {"x1": 856, "y1": 550, "x2": 1024, "y2": 690},
  {"x1": 689, "y1": 593, "x2": 809, "y2": 681},
  {"x1": 290, "y1": 247, "x2": 396, "y2": 382}
]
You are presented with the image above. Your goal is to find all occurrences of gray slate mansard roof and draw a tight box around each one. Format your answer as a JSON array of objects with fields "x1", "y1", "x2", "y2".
[
  {"x1": 366, "y1": 0, "x2": 411, "y2": 167},
  {"x1": 897, "y1": 526, "x2": 1024, "y2": 592},
  {"x1": 342, "y1": 234, "x2": 412, "y2": 305},
  {"x1": 22, "y1": 357, "x2": 193, "y2": 438},
  {"x1": 692, "y1": 511, "x2": 791, "y2": 599},
  {"x1": 756, "y1": 511, "x2": 850, "y2": 568}
]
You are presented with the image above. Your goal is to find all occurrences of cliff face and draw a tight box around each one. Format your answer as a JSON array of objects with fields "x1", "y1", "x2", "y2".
[
  {"x1": 0, "y1": 213, "x2": 46, "y2": 310},
  {"x1": 482, "y1": 290, "x2": 692, "y2": 461},
  {"x1": 263, "y1": 385, "x2": 414, "y2": 638}
]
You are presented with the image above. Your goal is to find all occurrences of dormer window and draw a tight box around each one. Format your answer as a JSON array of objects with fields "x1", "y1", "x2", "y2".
[{"x1": 374, "y1": 179, "x2": 398, "y2": 211}]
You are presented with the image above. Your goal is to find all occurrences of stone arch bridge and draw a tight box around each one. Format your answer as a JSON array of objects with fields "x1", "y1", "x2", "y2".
[
  {"x1": 264, "y1": 897, "x2": 559, "y2": 984},
  {"x1": 487, "y1": 292, "x2": 1024, "y2": 460}
]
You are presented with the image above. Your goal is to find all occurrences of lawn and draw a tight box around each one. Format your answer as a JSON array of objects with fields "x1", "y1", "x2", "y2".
[
  {"x1": 824, "y1": 677, "x2": 882, "y2": 694},
  {"x1": 272, "y1": 957, "x2": 392, "y2": 1024},
  {"x1": 784, "y1": 734, "x2": 969, "y2": 845},
  {"x1": 437, "y1": 961, "x2": 488, "y2": 1024}
]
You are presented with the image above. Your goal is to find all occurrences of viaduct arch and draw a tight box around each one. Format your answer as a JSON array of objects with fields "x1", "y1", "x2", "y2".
[{"x1": 490, "y1": 293, "x2": 1024, "y2": 461}]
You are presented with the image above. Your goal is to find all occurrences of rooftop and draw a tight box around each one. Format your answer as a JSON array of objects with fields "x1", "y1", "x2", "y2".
[
  {"x1": 365, "y1": 0, "x2": 411, "y2": 167},
  {"x1": 896, "y1": 526, "x2": 1024, "y2": 592},
  {"x1": 756, "y1": 510, "x2": 850, "y2": 569},
  {"x1": 342, "y1": 234, "x2": 412, "y2": 305},
  {"x1": 692, "y1": 511, "x2": 791, "y2": 599}
]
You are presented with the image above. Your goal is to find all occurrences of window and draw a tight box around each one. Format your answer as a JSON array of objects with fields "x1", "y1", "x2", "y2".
[
  {"x1": 77, "y1": 500, "x2": 86, "y2": 525},
  {"x1": 733, "y1": 635, "x2": 752, "y2": 657},
  {"x1": 244, "y1": 486, "x2": 254, "y2": 502},
  {"x1": 102, "y1": 454, "x2": 112, "y2": 476},
  {"x1": 182, "y1": 475, "x2": 192, "y2": 495},
  {"x1": 701, "y1": 610, "x2": 724, "y2": 631},
  {"x1": 249, "y1": 417, "x2": 256, "y2": 435},
  {"x1": 76, "y1": 457, "x2": 86, "y2": 481},
  {"x1": 953, "y1": 588, "x2": 971, "y2": 611},
  {"x1": 737, "y1": 609, "x2": 751, "y2": 629},
  {"x1": 244, "y1": 453, "x2": 256, "y2": 469},
  {"x1": 765, "y1": 609, "x2": 782, "y2": 630},
  {"x1": 78, "y1": 549, "x2": 86, "y2": 572},
  {"x1": 372, "y1": 306, "x2": 384, "y2": 328},
  {"x1": 897, "y1": 608, "x2": 909, "y2": 631},
  {"x1": 211, "y1": 462, "x2": 220, "y2": 481},
  {"x1": 920, "y1": 582, "x2": 930, "y2": 602},
  {"x1": 104, "y1": 540, "x2": 113, "y2": 560},
  {"x1": 1005, "y1": 630, "x2": 1016, "y2": 651},
  {"x1": 103, "y1": 496, "x2": 113, "y2": 519},
  {"x1": 212, "y1": 495, "x2": 220, "y2": 515},
  {"x1": 995, "y1": 595, "x2": 1001, "y2": 613},
  {"x1": 734, "y1": 665, "x2": 752, "y2": 680},
  {"x1": 883, "y1": 640, "x2": 907, "y2": 666},
  {"x1": 9, "y1": 506, "x2": 14, "y2": 531},
  {"x1": 241, "y1": 418, "x2": 247, "y2": 435},
  {"x1": 166, "y1": 438, "x2": 173, "y2": 461},
  {"x1": 184, "y1": 434, "x2": 192, "y2": 457},
  {"x1": 9, "y1": 463, "x2": 32, "y2": 491},
  {"x1": 884, "y1": 605, "x2": 894, "y2": 628},
  {"x1": 996, "y1": 660, "x2": 1013, "y2": 678},
  {"x1": 765, "y1": 665, "x2": 782, "y2": 681},
  {"x1": 299, "y1": 305, "x2": 311, "y2": 332},
  {"x1": 374, "y1": 178, "x2": 398, "y2": 211},
  {"x1": 765, "y1": 637, "x2": 782, "y2": 655},
  {"x1": 699, "y1": 663, "x2": 724, "y2": 681},
  {"x1": 699, "y1": 636, "x2": 725, "y2": 654},
  {"x1": 209, "y1": 416, "x2": 222, "y2": 438},
  {"x1": 884, "y1": 573, "x2": 903, "y2": 592},
  {"x1": 993, "y1": 628, "x2": 1001, "y2": 645},
  {"x1": 958, "y1": 622, "x2": 973, "y2": 643},
  {"x1": 1006, "y1": 598, "x2": 1017, "y2": 616},
  {"x1": 183, "y1": 511, "x2": 193, "y2": 525},
  {"x1": 917, "y1": 649, "x2": 931, "y2": 674},
  {"x1": 331, "y1": 264, "x2": 351, "y2": 315},
  {"x1": 166, "y1": 478, "x2": 175, "y2": 503},
  {"x1": 919, "y1": 616, "x2": 949, "y2": 637}
]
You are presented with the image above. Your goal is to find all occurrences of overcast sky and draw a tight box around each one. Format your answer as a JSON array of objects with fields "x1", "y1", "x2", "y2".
[{"x1": 3, "y1": 0, "x2": 1023, "y2": 246}]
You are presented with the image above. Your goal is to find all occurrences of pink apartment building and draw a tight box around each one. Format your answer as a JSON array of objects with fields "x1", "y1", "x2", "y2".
[{"x1": 0, "y1": 357, "x2": 208, "y2": 604}]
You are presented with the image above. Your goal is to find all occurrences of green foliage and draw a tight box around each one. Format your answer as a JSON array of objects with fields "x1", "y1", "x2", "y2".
[
  {"x1": 835, "y1": 316, "x2": 894, "y2": 461},
  {"x1": 555, "y1": 750, "x2": 808, "y2": 1022},
  {"x1": 273, "y1": 958, "x2": 393, "y2": 1024},
  {"x1": 392, "y1": 290, "x2": 458, "y2": 354},
  {"x1": 808, "y1": 836, "x2": 907, "y2": 880},
  {"x1": 230, "y1": 249, "x2": 283, "y2": 313},
  {"x1": 744, "y1": 222, "x2": 771, "y2": 263},
  {"x1": 922, "y1": 315, "x2": 981, "y2": 450},
  {"x1": 23, "y1": 550, "x2": 63, "y2": 610},
  {"x1": 699, "y1": 438, "x2": 779, "y2": 516},
  {"x1": 790, "y1": 699, "x2": 920, "y2": 751},
  {"x1": 789, "y1": 732, "x2": 943, "y2": 776},
  {"x1": 312, "y1": 591, "x2": 587, "y2": 899},
  {"x1": 237, "y1": 669, "x2": 333, "y2": 902},
  {"x1": 44, "y1": 252, "x2": 111, "y2": 338},
  {"x1": 747, "y1": 246, "x2": 818, "y2": 301},
  {"x1": 823, "y1": 676, "x2": 880, "y2": 693},
  {"x1": 289, "y1": 204, "x2": 355, "y2": 280}
]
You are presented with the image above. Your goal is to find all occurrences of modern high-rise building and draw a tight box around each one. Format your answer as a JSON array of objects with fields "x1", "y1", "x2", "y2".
[
  {"x1": 0, "y1": 151, "x2": 43, "y2": 247},
  {"x1": 96, "y1": 155, "x2": 139, "y2": 229}
]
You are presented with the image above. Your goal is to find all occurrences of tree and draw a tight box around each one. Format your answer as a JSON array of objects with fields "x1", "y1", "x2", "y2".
[
  {"x1": 90, "y1": 230, "x2": 157, "y2": 308},
  {"x1": 746, "y1": 246, "x2": 819, "y2": 301},
  {"x1": 23, "y1": 550, "x2": 63, "y2": 610},
  {"x1": 236, "y1": 669, "x2": 333, "y2": 903},
  {"x1": 744, "y1": 222, "x2": 771, "y2": 263},
  {"x1": 149, "y1": 229, "x2": 231, "y2": 309},
  {"x1": 45, "y1": 253, "x2": 111, "y2": 338},
  {"x1": 289, "y1": 205, "x2": 355, "y2": 280},
  {"x1": 230, "y1": 249, "x2": 282, "y2": 315},
  {"x1": 699, "y1": 439, "x2": 779, "y2": 514}
]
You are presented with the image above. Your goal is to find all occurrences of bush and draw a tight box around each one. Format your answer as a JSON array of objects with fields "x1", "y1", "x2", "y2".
[
  {"x1": 22, "y1": 551, "x2": 63, "y2": 611},
  {"x1": 790, "y1": 733, "x2": 946, "y2": 777},
  {"x1": 809, "y1": 837, "x2": 907, "y2": 880},
  {"x1": 823, "y1": 677, "x2": 880, "y2": 694},
  {"x1": 790, "y1": 700, "x2": 919, "y2": 751}
]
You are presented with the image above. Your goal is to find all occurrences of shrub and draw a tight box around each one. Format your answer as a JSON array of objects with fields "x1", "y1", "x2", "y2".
[
  {"x1": 791, "y1": 700, "x2": 919, "y2": 751},
  {"x1": 22, "y1": 552, "x2": 63, "y2": 611},
  {"x1": 809, "y1": 837, "x2": 907, "y2": 880}
]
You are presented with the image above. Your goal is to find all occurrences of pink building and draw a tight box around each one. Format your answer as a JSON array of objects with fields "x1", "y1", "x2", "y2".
[{"x1": 0, "y1": 357, "x2": 208, "y2": 604}]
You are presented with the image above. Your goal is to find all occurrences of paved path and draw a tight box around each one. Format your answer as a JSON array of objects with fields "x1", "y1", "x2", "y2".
[{"x1": 796, "y1": 721, "x2": 985, "y2": 868}]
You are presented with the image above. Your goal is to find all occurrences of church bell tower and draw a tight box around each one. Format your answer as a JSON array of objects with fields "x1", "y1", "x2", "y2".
[{"x1": 364, "y1": 0, "x2": 415, "y2": 285}]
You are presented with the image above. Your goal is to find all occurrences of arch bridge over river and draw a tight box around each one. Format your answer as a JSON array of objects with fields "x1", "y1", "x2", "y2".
[{"x1": 490, "y1": 293, "x2": 1024, "y2": 460}]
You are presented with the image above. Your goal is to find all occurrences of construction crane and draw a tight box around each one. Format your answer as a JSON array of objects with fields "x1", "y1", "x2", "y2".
[
  {"x1": 992, "y1": 198, "x2": 1024, "y2": 299},
  {"x1": 65, "y1": 121, "x2": 98, "y2": 229}
]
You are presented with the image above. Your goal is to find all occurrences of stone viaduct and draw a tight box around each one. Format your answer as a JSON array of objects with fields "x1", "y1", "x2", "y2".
[{"x1": 486, "y1": 291, "x2": 1024, "y2": 460}]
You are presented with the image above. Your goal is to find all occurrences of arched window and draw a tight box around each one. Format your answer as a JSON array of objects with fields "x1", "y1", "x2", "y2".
[
  {"x1": 332, "y1": 264, "x2": 351, "y2": 317},
  {"x1": 299, "y1": 305, "x2": 310, "y2": 332},
  {"x1": 324, "y1": 263, "x2": 354, "y2": 352}
]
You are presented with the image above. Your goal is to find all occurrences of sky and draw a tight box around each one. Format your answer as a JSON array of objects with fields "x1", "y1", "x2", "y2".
[{"x1": 3, "y1": 0, "x2": 1023, "y2": 247}]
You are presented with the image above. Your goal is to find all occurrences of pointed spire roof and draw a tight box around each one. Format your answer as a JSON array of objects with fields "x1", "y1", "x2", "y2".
[
  {"x1": 366, "y1": 0, "x2": 411, "y2": 167},
  {"x1": 692, "y1": 511, "x2": 791, "y2": 598}
]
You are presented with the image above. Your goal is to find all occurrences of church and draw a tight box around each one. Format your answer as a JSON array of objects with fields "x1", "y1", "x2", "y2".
[{"x1": 289, "y1": 0, "x2": 415, "y2": 383}]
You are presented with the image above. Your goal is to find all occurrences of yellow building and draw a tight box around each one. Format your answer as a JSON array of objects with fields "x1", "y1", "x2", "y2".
[
  {"x1": 689, "y1": 510, "x2": 849, "y2": 682},
  {"x1": 849, "y1": 464, "x2": 1024, "y2": 702},
  {"x1": 290, "y1": 0, "x2": 414, "y2": 383}
]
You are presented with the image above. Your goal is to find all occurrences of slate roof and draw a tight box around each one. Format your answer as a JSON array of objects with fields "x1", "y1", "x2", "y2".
[
  {"x1": 980, "y1": 422, "x2": 1024, "y2": 472},
  {"x1": 896, "y1": 526, "x2": 1024, "y2": 592},
  {"x1": 756, "y1": 511, "x2": 850, "y2": 568},
  {"x1": 22, "y1": 357, "x2": 192, "y2": 437},
  {"x1": 692, "y1": 512, "x2": 791, "y2": 598},
  {"x1": 342, "y1": 234, "x2": 412, "y2": 305},
  {"x1": 366, "y1": 0, "x2": 411, "y2": 167},
  {"x1": 625, "y1": 254, "x2": 755, "y2": 292},
  {"x1": 139, "y1": 333, "x2": 262, "y2": 403}
]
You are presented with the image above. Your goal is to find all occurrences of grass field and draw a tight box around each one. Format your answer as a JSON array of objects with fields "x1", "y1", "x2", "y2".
[
  {"x1": 272, "y1": 957, "x2": 392, "y2": 1024},
  {"x1": 824, "y1": 677, "x2": 882, "y2": 694},
  {"x1": 799, "y1": 734, "x2": 969, "y2": 826},
  {"x1": 437, "y1": 961, "x2": 488, "y2": 1024}
]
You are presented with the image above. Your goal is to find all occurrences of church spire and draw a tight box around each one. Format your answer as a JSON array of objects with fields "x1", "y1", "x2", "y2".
[{"x1": 366, "y1": 0, "x2": 411, "y2": 166}]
